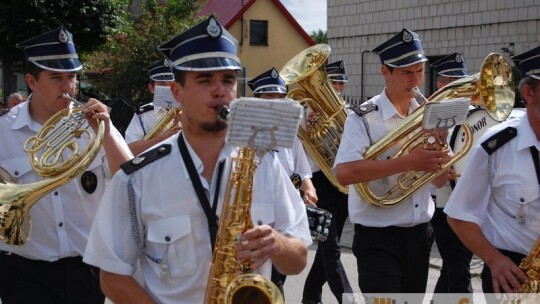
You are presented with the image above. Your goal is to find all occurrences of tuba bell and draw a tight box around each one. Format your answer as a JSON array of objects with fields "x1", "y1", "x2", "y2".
[
  {"x1": 280, "y1": 44, "x2": 349, "y2": 194},
  {"x1": 0, "y1": 94, "x2": 105, "y2": 246},
  {"x1": 354, "y1": 53, "x2": 515, "y2": 207}
]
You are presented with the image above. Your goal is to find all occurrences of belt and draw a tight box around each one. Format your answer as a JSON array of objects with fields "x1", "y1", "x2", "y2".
[{"x1": 0, "y1": 250, "x2": 83, "y2": 264}]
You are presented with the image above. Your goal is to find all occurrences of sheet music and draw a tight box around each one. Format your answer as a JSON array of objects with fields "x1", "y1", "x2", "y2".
[
  {"x1": 422, "y1": 98, "x2": 471, "y2": 130},
  {"x1": 153, "y1": 85, "x2": 180, "y2": 109},
  {"x1": 226, "y1": 97, "x2": 303, "y2": 150}
]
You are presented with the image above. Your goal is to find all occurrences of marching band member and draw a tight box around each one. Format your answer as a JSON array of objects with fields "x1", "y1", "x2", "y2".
[
  {"x1": 248, "y1": 67, "x2": 318, "y2": 298},
  {"x1": 430, "y1": 53, "x2": 474, "y2": 294},
  {"x1": 0, "y1": 27, "x2": 132, "y2": 304},
  {"x1": 125, "y1": 59, "x2": 180, "y2": 155},
  {"x1": 302, "y1": 60, "x2": 353, "y2": 304},
  {"x1": 83, "y1": 16, "x2": 311, "y2": 303},
  {"x1": 334, "y1": 29, "x2": 450, "y2": 293},
  {"x1": 445, "y1": 45, "x2": 540, "y2": 294}
]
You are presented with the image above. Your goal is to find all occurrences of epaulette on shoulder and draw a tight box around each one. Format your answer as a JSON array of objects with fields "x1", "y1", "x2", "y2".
[
  {"x1": 481, "y1": 127, "x2": 517, "y2": 155},
  {"x1": 351, "y1": 103, "x2": 378, "y2": 116},
  {"x1": 135, "y1": 103, "x2": 154, "y2": 115},
  {"x1": 121, "y1": 144, "x2": 172, "y2": 175}
]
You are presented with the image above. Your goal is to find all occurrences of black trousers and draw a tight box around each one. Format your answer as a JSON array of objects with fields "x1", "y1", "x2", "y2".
[
  {"x1": 0, "y1": 251, "x2": 104, "y2": 304},
  {"x1": 481, "y1": 249, "x2": 526, "y2": 293},
  {"x1": 303, "y1": 171, "x2": 353, "y2": 304},
  {"x1": 431, "y1": 207, "x2": 473, "y2": 293},
  {"x1": 352, "y1": 222, "x2": 434, "y2": 293}
]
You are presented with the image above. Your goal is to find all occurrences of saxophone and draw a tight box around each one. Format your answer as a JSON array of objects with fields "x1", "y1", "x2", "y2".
[
  {"x1": 518, "y1": 237, "x2": 540, "y2": 293},
  {"x1": 204, "y1": 147, "x2": 284, "y2": 304}
]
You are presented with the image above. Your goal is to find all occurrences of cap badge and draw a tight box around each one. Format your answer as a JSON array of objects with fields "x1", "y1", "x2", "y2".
[
  {"x1": 271, "y1": 68, "x2": 279, "y2": 79},
  {"x1": 455, "y1": 54, "x2": 462, "y2": 63},
  {"x1": 163, "y1": 59, "x2": 170, "y2": 67},
  {"x1": 402, "y1": 30, "x2": 413, "y2": 43},
  {"x1": 206, "y1": 17, "x2": 222, "y2": 39},
  {"x1": 58, "y1": 28, "x2": 69, "y2": 43}
]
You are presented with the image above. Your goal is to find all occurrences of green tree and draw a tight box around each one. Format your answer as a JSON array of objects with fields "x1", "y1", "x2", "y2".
[
  {"x1": 0, "y1": 0, "x2": 129, "y2": 102},
  {"x1": 83, "y1": 0, "x2": 201, "y2": 106},
  {"x1": 310, "y1": 29, "x2": 327, "y2": 44}
]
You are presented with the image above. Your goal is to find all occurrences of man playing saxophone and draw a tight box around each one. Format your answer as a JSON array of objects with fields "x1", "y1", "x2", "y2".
[
  {"x1": 125, "y1": 59, "x2": 180, "y2": 155},
  {"x1": 0, "y1": 27, "x2": 133, "y2": 304},
  {"x1": 445, "y1": 45, "x2": 540, "y2": 294},
  {"x1": 333, "y1": 29, "x2": 451, "y2": 293},
  {"x1": 83, "y1": 16, "x2": 311, "y2": 304}
]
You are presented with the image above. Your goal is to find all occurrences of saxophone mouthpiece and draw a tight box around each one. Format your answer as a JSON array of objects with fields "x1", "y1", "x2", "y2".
[{"x1": 217, "y1": 106, "x2": 230, "y2": 122}]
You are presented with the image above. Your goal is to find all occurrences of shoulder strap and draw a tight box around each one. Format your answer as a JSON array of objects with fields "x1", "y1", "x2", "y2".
[
  {"x1": 351, "y1": 103, "x2": 378, "y2": 117},
  {"x1": 121, "y1": 144, "x2": 172, "y2": 175},
  {"x1": 135, "y1": 103, "x2": 154, "y2": 115},
  {"x1": 481, "y1": 127, "x2": 517, "y2": 155}
]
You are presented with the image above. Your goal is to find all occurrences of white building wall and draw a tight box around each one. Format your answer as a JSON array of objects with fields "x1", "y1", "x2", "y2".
[{"x1": 328, "y1": 0, "x2": 540, "y2": 101}]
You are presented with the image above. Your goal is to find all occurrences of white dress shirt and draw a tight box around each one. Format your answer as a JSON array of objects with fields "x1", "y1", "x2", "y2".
[
  {"x1": 124, "y1": 106, "x2": 166, "y2": 144},
  {"x1": 274, "y1": 138, "x2": 312, "y2": 181},
  {"x1": 84, "y1": 133, "x2": 312, "y2": 304},
  {"x1": 0, "y1": 99, "x2": 129, "y2": 261},
  {"x1": 334, "y1": 89, "x2": 435, "y2": 227},
  {"x1": 445, "y1": 113, "x2": 540, "y2": 255}
]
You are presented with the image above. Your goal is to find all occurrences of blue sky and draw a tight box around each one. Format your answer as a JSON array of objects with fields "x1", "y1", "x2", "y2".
[{"x1": 280, "y1": 0, "x2": 327, "y2": 34}]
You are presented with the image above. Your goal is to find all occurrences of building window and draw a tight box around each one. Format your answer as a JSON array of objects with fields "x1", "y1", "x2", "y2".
[{"x1": 250, "y1": 20, "x2": 268, "y2": 45}]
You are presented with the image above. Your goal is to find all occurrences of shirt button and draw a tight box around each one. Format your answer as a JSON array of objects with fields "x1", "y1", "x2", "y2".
[
  {"x1": 54, "y1": 191, "x2": 59, "y2": 196},
  {"x1": 58, "y1": 222, "x2": 63, "y2": 227},
  {"x1": 520, "y1": 198, "x2": 525, "y2": 202},
  {"x1": 414, "y1": 204, "x2": 419, "y2": 208},
  {"x1": 14, "y1": 171, "x2": 19, "y2": 176},
  {"x1": 165, "y1": 236, "x2": 171, "y2": 242}
]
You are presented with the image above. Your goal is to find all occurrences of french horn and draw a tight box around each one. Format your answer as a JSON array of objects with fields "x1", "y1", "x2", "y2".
[{"x1": 0, "y1": 94, "x2": 105, "y2": 246}]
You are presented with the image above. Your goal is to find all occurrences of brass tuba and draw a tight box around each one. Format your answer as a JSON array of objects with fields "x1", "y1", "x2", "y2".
[
  {"x1": 280, "y1": 44, "x2": 349, "y2": 194},
  {"x1": 354, "y1": 53, "x2": 515, "y2": 207},
  {"x1": 204, "y1": 106, "x2": 283, "y2": 304},
  {"x1": 0, "y1": 94, "x2": 105, "y2": 246}
]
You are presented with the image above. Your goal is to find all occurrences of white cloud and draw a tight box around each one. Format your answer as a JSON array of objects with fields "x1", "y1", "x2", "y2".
[{"x1": 280, "y1": 0, "x2": 327, "y2": 34}]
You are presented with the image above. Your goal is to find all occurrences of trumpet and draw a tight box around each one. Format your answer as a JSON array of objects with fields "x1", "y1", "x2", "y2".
[{"x1": 0, "y1": 94, "x2": 105, "y2": 245}]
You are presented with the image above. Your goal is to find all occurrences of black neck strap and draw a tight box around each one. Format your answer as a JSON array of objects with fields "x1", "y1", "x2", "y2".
[
  {"x1": 529, "y1": 146, "x2": 540, "y2": 185},
  {"x1": 178, "y1": 133, "x2": 224, "y2": 252}
]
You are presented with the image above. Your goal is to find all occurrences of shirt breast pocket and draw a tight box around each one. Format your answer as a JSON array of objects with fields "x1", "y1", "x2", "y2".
[
  {"x1": 251, "y1": 203, "x2": 275, "y2": 226},
  {"x1": 146, "y1": 215, "x2": 197, "y2": 278},
  {"x1": 505, "y1": 186, "x2": 540, "y2": 223}
]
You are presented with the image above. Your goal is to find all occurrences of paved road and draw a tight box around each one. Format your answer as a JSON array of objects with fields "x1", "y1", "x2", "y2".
[{"x1": 284, "y1": 218, "x2": 486, "y2": 304}]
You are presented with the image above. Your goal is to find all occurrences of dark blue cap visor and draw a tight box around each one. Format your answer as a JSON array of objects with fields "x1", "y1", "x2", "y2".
[
  {"x1": 150, "y1": 74, "x2": 174, "y2": 81},
  {"x1": 439, "y1": 69, "x2": 468, "y2": 77},
  {"x1": 254, "y1": 86, "x2": 287, "y2": 94},
  {"x1": 173, "y1": 57, "x2": 241, "y2": 71},
  {"x1": 30, "y1": 58, "x2": 82, "y2": 72},
  {"x1": 386, "y1": 53, "x2": 427, "y2": 68},
  {"x1": 329, "y1": 75, "x2": 349, "y2": 82}
]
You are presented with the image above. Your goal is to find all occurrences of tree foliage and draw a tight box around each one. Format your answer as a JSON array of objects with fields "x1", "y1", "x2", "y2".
[
  {"x1": 82, "y1": 0, "x2": 202, "y2": 106},
  {"x1": 310, "y1": 29, "x2": 327, "y2": 44},
  {"x1": 0, "y1": 0, "x2": 129, "y2": 99}
]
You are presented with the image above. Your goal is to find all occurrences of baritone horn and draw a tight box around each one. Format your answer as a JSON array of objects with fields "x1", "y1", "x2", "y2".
[
  {"x1": 0, "y1": 94, "x2": 105, "y2": 246},
  {"x1": 354, "y1": 53, "x2": 515, "y2": 207},
  {"x1": 280, "y1": 44, "x2": 349, "y2": 194}
]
